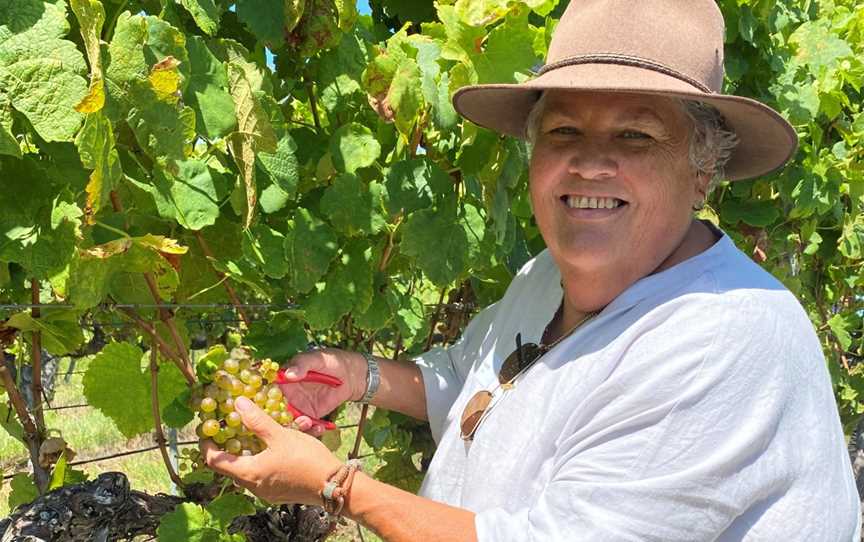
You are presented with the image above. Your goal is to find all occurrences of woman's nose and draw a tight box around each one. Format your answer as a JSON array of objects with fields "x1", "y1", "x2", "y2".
[{"x1": 566, "y1": 141, "x2": 618, "y2": 180}]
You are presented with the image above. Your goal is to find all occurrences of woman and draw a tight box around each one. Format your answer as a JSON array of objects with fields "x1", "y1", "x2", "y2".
[{"x1": 204, "y1": 1, "x2": 860, "y2": 540}]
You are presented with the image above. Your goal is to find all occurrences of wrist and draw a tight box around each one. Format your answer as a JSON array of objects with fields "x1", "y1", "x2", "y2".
[{"x1": 349, "y1": 351, "x2": 370, "y2": 402}]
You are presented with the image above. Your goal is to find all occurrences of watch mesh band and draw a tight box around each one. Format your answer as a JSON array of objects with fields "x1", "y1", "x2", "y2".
[{"x1": 360, "y1": 353, "x2": 380, "y2": 404}]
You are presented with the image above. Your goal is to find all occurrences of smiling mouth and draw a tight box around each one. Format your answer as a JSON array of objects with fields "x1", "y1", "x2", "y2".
[{"x1": 561, "y1": 195, "x2": 628, "y2": 209}]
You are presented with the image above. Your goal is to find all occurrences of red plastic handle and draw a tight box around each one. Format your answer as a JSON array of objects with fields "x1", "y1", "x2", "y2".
[
  {"x1": 284, "y1": 402, "x2": 337, "y2": 431},
  {"x1": 274, "y1": 368, "x2": 343, "y2": 388}
]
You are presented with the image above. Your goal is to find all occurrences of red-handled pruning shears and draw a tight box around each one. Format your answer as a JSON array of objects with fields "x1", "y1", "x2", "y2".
[{"x1": 274, "y1": 369, "x2": 342, "y2": 431}]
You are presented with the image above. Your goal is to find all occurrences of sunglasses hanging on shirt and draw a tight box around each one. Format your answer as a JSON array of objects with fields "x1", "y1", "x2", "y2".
[{"x1": 460, "y1": 309, "x2": 598, "y2": 441}]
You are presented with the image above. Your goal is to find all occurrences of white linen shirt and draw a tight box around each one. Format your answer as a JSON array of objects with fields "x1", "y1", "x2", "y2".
[{"x1": 416, "y1": 232, "x2": 860, "y2": 541}]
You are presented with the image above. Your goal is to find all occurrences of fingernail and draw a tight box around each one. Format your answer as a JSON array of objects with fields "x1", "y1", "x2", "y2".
[
  {"x1": 235, "y1": 396, "x2": 252, "y2": 412},
  {"x1": 284, "y1": 370, "x2": 297, "y2": 378}
]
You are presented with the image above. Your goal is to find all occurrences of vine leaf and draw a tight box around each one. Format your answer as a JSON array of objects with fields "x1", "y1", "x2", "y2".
[
  {"x1": 242, "y1": 223, "x2": 289, "y2": 279},
  {"x1": 186, "y1": 36, "x2": 236, "y2": 139},
  {"x1": 127, "y1": 65, "x2": 196, "y2": 162},
  {"x1": 8, "y1": 473, "x2": 38, "y2": 511},
  {"x1": 400, "y1": 202, "x2": 485, "y2": 286},
  {"x1": 70, "y1": 0, "x2": 106, "y2": 113},
  {"x1": 384, "y1": 157, "x2": 451, "y2": 216},
  {"x1": 304, "y1": 242, "x2": 374, "y2": 330},
  {"x1": 329, "y1": 122, "x2": 380, "y2": 173},
  {"x1": 257, "y1": 135, "x2": 299, "y2": 200},
  {"x1": 82, "y1": 342, "x2": 188, "y2": 439},
  {"x1": 75, "y1": 112, "x2": 122, "y2": 223},
  {"x1": 285, "y1": 208, "x2": 339, "y2": 294},
  {"x1": 320, "y1": 174, "x2": 387, "y2": 236},
  {"x1": 236, "y1": 0, "x2": 305, "y2": 47},
  {"x1": 206, "y1": 493, "x2": 256, "y2": 530},
  {"x1": 5, "y1": 309, "x2": 84, "y2": 356},
  {"x1": 0, "y1": 403, "x2": 24, "y2": 444},
  {"x1": 0, "y1": 90, "x2": 20, "y2": 157},
  {"x1": 246, "y1": 312, "x2": 308, "y2": 360},
  {"x1": 178, "y1": 0, "x2": 223, "y2": 36},
  {"x1": 157, "y1": 502, "x2": 220, "y2": 542},
  {"x1": 226, "y1": 57, "x2": 277, "y2": 228},
  {"x1": 0, "y1": 0, "x2": 88, "y2": 141},
  {"x1": 68, "y1": 235, "x2": 188, "y2": 309},
  {"x1": 145, "y1": 159, "x2": 225, "y2": 231}
]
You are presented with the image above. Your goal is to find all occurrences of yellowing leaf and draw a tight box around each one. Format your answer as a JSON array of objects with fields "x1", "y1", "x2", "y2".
[
  {"x1": 70, "y1": 0, "x2": 106, "y2": 81},
  {"x1": 149, "y1": 56, "x2": 182, "y2": 104},
  {"x1": 137, "y1": 234, "x2": 189, "y2": 255},
  {"x1": 74, "y1": 78, "x2": 106, "y2": 113}
]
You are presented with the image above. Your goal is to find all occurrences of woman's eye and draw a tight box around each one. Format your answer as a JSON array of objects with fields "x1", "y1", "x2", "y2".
[
  {"x1": 548, "y1": 126, "x2": 580, "y2": 135},
  {"x1": 620, "y1": 130, "x2": 652, "y2": 140}
]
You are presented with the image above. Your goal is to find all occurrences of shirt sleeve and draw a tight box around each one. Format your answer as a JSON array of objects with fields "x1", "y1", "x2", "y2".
[
  {"x1": 474, "y1": 292, "x2": 858, "y2": 541},
  {"x1": 415, "y1": 302, "x2": 500, "y2": 444}
]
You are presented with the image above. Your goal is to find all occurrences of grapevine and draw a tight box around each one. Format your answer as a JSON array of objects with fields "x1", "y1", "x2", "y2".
[{"x1": 0, "y1": 0, "x2": 861, "y2": 540}]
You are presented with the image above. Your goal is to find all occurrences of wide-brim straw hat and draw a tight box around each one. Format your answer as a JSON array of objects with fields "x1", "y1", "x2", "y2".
[{"x1": 452, "y1": 0, "x2": 798, "y2": 181}]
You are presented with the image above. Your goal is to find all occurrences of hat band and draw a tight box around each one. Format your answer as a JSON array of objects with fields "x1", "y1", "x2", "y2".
[{"x1": 537, "y1": 53, "x2": 712, "y2": 93}]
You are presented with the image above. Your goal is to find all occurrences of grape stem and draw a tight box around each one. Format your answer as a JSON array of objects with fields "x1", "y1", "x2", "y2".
[
  {"x1": 193, "y1": 231, "x2": 251, "y2": 328},
  {"x1": 0, "y1": 351, "x2": 49, "y2": 493},
  {"x1": 30, "y1": 278, "x2": 45, "y2": 433},
  {"x1": 149, "y1": 345, "x2": 185, "y2": 490},
  {"x1": 118, "y1": 307, "x2": 196, "y2": 385}
]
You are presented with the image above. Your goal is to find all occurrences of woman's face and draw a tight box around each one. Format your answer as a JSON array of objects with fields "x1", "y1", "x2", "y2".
[{"x1": 529, "y1": 91, "x2": 705, "y2": 283}]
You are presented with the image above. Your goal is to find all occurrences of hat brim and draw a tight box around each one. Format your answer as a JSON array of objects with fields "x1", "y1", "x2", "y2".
[{"x1": 452, "y1": 63, "x2": 798, "y2": 181}]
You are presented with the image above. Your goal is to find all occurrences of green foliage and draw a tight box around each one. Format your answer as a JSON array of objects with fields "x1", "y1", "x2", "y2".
[
  {"x1": 0, "y1": 0, "x2": 861, "y2": 535},
  {"x1": 7, "y1": 473, "x2": 38, "y2": 511},
  {"x1": 82, "y1": 342, "x2": 188, "y2": 438}
]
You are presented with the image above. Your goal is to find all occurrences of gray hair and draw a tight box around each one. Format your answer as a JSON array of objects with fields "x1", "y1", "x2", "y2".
[{"x1": 524, "y1": 93, "x2": 739, "y2": 195}]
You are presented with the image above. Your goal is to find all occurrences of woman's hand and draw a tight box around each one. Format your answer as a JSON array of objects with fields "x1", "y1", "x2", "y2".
[
  {"x1": 277, "y1": 348, "x2": 368, "y2": 434},
  {"x1": 202, "y1": 395, "x2": 342, "y2": 505}
]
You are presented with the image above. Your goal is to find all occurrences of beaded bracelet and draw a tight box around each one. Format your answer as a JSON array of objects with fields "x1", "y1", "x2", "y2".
[{"x1": 321, "y1": 459, "x2": 362, "y2": 518}]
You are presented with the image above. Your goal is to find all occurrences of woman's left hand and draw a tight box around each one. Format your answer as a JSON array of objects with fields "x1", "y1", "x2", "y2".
[{"x1": 201, "y1": 395, "x2": 343, "y2": 504}]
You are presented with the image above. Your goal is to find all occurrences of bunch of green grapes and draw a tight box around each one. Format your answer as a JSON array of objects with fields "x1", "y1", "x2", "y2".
[{"x1": 191, "y1": 347, "x2": 294, "y2": 455}]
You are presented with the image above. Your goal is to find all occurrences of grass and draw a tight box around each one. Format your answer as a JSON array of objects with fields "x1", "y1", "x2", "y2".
[{"x1": 1, "y1": 356, "x2": 384, "y2": 541}]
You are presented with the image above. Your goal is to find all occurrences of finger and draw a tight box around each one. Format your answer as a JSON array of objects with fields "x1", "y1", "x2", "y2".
[
  {"x1": 280, "y1": 354, "x2": 315, "y2": 382},
  {"x1": 234, "y1": 396, "x2": 283, "y2": 445},
  {"x1": 294, "y1": 415, "x2": 314, "y2": 432},
  {"x1": 201, "y1": 439, "x2": 247, "y2": 477}
]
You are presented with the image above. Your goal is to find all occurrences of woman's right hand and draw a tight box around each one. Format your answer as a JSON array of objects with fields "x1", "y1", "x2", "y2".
[{"x1": 276, "y1": 348, "x2": 368, "y2": 434}]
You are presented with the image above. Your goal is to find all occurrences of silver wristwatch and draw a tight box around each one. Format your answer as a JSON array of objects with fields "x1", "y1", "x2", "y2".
[{"x1": 359, "y1": 352, "x2": 380, "y2": 404}]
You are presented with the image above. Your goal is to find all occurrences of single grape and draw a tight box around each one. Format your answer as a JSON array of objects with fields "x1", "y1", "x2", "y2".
[
  {"x1": 269, "y1": 410, "x2": 281, "y2": 420},
  {"x1": 216, "y1": 388, "x2": 230, "y2": 402},
  {"x1": 213, "y1": 429, "x2": 229, "y2": 444},
  {"x1": 253, "y1": 391, "x2": 267, "y2": 406},
  {"x1": 248, "y1": 373, "x2": 263, "y2": 389},
  {"x1": 225, "y1": 438, "x2": 242, "y2": 455},
  {"x1": 226, "y1": 411, "x2": 242, "y2": 427},
  {"x1": 265, "y1": 398, "x2": 280, "y2": 411},
  {"x1": 242, "y1": 384, "x2": 256, "y2": 397},
  {"x1": 200, "y1": 397, "x2": 217, "y2": 412},
  {"x1": 278, "y1": 411, "x2": 293, "y2": 425},
  {"x1": 239, "y1": 368, "x2": 253, "y2": 384},
  {"x1": 267, "y1": 386, "x2": 283, "y2": 400},
  {"x1": 216, "y1": 373, "x2": 232, "y2": 390},
  {"x1": 219, "y1": 398, "x2": 235, "y2": 414},
  {"x1": 230, "y1": 378, "x2": 244, "y2": 396},
  {"x1": 223, "y1": 358, "x2": 240, "y2": 374},
  {"x1": 221, "y1": 425, "x2": 237, "y2": 438},
  {"x1": 201, "y1": 419, "x2": 220, "y2": 437}
]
